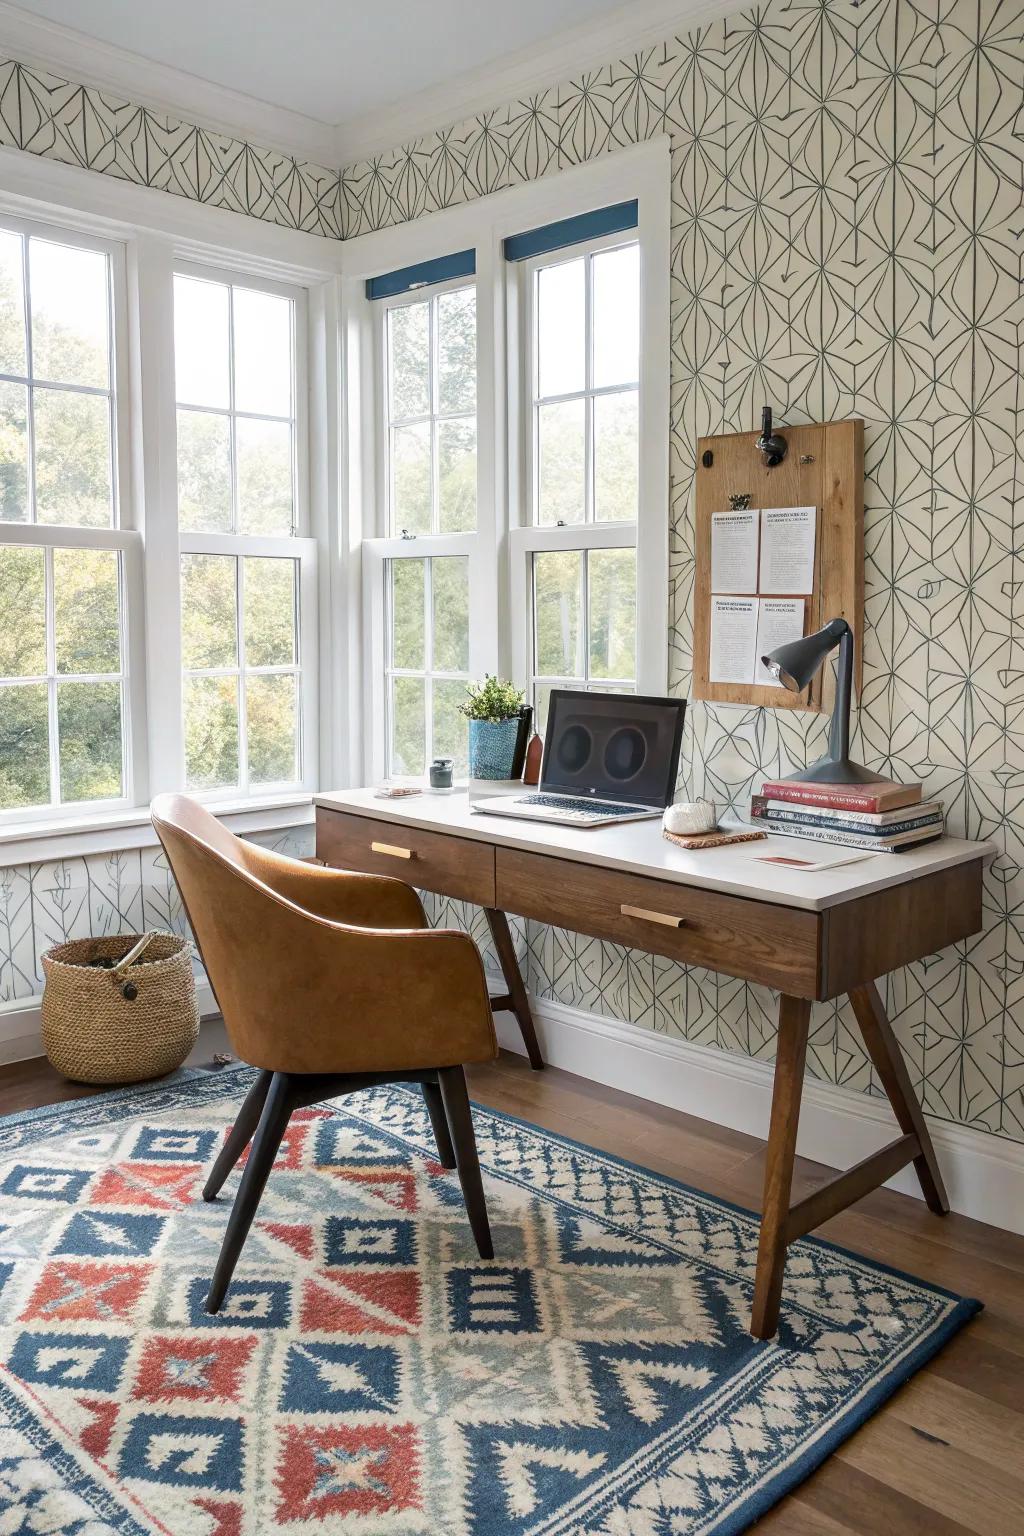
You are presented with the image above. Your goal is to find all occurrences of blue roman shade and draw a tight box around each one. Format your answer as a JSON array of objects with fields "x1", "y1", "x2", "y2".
[
  {"x1": 502, "y1": 200, "x2": 638, "y2": 263},
  {"x1": 365, "y1": 249, "x2": 476, "y2": 301}
]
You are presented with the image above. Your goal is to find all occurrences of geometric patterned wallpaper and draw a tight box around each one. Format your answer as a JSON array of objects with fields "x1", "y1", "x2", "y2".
[
  {"x1": 0, "y1": 56, "x2": 342, "y2": 235},
  {"x1": 0, "y1": 0, "x2": 1022, "y2": 1145}
]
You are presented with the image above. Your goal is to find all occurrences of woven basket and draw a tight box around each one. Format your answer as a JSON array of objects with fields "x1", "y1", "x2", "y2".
[{"x1": 41, "y1": 931, "x2": 199, "y2": 1085}]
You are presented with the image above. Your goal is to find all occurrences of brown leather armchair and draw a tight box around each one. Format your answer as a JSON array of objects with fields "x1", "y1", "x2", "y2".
[{"x1": 151, "y1": 794, "x2": 498, "y2": 1314}]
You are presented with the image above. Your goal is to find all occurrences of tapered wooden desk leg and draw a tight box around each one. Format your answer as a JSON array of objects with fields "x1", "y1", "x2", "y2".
[
  {"x1": 849, "y1": 981, "x2": 949, "y2": 1214},
  {"x1": 484, "y1": 908, "x2": 544, "y2": 1070},
  {"x1": 751, "y1": 995, "x2": 811, "y2": 1340}
]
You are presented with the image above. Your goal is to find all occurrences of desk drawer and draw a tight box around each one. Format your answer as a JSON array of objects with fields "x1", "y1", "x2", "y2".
[
  {"x1": 496, "y1": 847, "x2": 822, "y2": 997},
  {"x1": 316, "y1": 809, "x2": 496, "y2": 907}
]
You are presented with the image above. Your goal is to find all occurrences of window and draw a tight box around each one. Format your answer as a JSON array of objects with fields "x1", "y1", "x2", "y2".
[
  {"x1": 364, "y1": 258, "x2": 484, "y2": 780},
  {"x1": 355, "y1": 158, "x2": 668, "y2": 784},
  {"x1": 385, "y1": 555, "x2": 470, "y2": 776},
  {"x1": 173, "y1": 267, "x2": 315, "y2": 798},
  {"x1": 385, "y1": 283, "x2": 476, "y2": 536},
  {"x1": 513, "y1": 227, "x2": 641, "y2": 732},
  {"x1": 0, "y1": 219, "x2": 136, "y2": 818}
]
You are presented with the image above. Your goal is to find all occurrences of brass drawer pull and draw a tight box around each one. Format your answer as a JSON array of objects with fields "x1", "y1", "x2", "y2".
[
  {"x1": 621, "y1": 904, "x2": 686, "y2": 929},
  {"x1": 371, "y1": 841, "x2": 415, "y2": 860}
]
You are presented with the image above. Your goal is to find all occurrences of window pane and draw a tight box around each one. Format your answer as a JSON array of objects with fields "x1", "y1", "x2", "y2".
[
  {"x1": 0, "y1": 545, "x2": 45, "y2": 675},
  {"x1": 0, "y1": 382, "x2": 29, "y2": 521},
  {"x1": 388, "y1": 300, "x2": 429, "y2": 420},
  {"x1": 233, "y1": 288, "x2": 292, "y2": 417},
  {"x1": 177, "y1": 408, "x2": 231, "y2": 533},
  {"x1": 0, "y1": 683, "x2": 49, "y2": 807},
  {"x1": 438, "y1": 417, "x2": 476, "y2": 533},
  {"x1": 390, "y1": 558, "x2": 424, "y2": 670},
  {"x1": 0, "y1": 231, "x2": 25, "y2": 376},
  {"x1": 432, "y1": 678, "x2": 469, "y2": 776},
  {"x1": 537, "y1": 398, "x2": 585, "y2": 526},
  {"x1": 30, "y1": 239, "x2": 109, "y2": 390},
  {"x1": 437, "y1": 288, "x2": 476, "y2": 414},
  {"x1": 247, "y1": 673, "x2": 298, "y2": 784},
  {"x1": 534, "y1": 550, "x2": 582, "y2": 677},
  {"x1": 594, "y1": 390, "x2": 639, "y2": 522},
  {"x1": 181, "y1": 554, "x2": 237, "y2": 670},
  {"x1": 185, "y1": 674, "x2": 238, "y2": 789},
  {"x1": 174, "y1": 275, "x2": 229, "y2": 409},
  {"x1": 57, "y1": 679, "x2": 122, "y2": 802},
  {"x1": 34, "y1": 389, "x2": 112, "y2": 527},
  {"x1": 592, "y1": 245, "x2": 640, "y2": 388},
  {"x1": 588, "y1": 547, "x2": 636, "y2": 680},
  {"x1": 537, "y1": 258, "x2": 584, "y2": 398},
  {"x1": 237, "y1": 416, "x2": 293, "y2": 536},
  {"x1": 244, "y1": 557, "x2": 296, "y2": 667},
  {"x1": 54, "y1": 547, "x2": 120, "y2": 675},
  {"x1": 391, "y1": 675, "x2": 425, "y2": 776},
  {"x1": 431, "y1": 557, "x2": 469, "y2": 673},
  {"x1": 391, "y1": 421, "x2": 431, "y2": 534}
]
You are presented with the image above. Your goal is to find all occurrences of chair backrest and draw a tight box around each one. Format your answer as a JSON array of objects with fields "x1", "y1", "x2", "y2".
[{"x1": 150, "y1": 793, "x2": 316, "y2": 1071}]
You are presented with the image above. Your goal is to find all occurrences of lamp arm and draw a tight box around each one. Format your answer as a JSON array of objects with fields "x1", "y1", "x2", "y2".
[{"x1": 828, "y1": 623, "x2": 854, "y2": 765}]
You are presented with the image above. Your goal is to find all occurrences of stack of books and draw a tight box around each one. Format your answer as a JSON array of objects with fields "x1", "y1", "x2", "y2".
[{"x1": 750, "y1": 780, "x2": 944, "y2": 853}]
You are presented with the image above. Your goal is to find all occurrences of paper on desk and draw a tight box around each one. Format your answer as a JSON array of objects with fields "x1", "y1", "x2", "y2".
[
  {"x1": 759, "y1": 506, "x2": 816, "y2": 594},
  {"x1": 756, "y1": 849, "x2": 879, "y2": 871},
  {"x1": 754, "y1": 598, "x2": 806, "y2": 685},
  {"x1": 709, "y1": 596, "x2": 757, "y2": 684},
  {"x1": 711, "y1": 509, "x2": 759, "y2": 593}
]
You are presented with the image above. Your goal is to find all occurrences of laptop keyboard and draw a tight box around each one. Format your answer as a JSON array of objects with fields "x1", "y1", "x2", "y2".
[{"x1": 516, "y1": 793, "x2": 645, "y2": 820}]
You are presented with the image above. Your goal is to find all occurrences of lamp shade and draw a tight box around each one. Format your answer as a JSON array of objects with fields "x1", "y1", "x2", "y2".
[{"x1": 761, "y1": 618, "x2": 849, "y2": 692}]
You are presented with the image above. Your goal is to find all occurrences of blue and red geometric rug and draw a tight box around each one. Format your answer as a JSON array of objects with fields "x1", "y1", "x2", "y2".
[{"x1": 0, "y1": 1065, "x2": 978, "y2": 1534}]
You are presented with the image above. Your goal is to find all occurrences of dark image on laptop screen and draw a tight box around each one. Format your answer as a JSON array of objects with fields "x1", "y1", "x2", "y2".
[{"x1": 541, "y1": 691, "x2": 686, "y2": 807}]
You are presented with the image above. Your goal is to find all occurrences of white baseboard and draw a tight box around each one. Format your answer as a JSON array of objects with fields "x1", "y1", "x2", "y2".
[
  {"x1": 0, "y1": 983, "x2": 218, "y2": 1066},
  {"x1": 493, "y1": 996, "x2": 1024, "y2": 1237}
]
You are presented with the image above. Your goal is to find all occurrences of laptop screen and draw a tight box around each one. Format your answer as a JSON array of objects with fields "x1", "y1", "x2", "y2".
[{"x1": 540, "y1": 692, "x2": 686, "y2": 808}]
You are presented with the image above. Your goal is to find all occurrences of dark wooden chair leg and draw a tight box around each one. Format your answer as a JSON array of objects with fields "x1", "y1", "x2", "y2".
[
  {"x1": 485, "y1": 907, "x2": 544, "y2": 1070},
  {"x1": 849, "y1": 981, "x2": 949, "y2": 1214},
  {"x1": 203, "y1": 1069, "x2": 273, "y2": 1202},
  {"x1": 751, "y1": 995, "x2": 810, "y2": 1340},
  {"x1": 206, "y1": 1071, "x2": 294, "y2": 1314},
  {"x1": 437, "y1": 1065, "x2": 493, "y2": 1260},
  {"x1": 422, "y1": 1079, "x2": 456, "y2": 1168}
]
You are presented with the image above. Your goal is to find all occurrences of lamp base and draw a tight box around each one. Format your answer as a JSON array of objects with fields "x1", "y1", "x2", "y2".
[{"x1": 782, "y1": 757, "x2": 892, "y2": 787}]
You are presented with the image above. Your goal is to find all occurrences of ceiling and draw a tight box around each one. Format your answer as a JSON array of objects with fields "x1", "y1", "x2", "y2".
[{"x1": 7, "y1": 0, "x2": 643, "y2": 131}]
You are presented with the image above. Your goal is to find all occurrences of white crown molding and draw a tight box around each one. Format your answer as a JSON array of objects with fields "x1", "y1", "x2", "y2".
[
  {"x1": 493, "y1": 996, "x2": 1024, "y2": 1237},
  {"x1": 332, "y1": 0, "x2": 730, "y2": 167},
  {"x1": 0, "y1": 0, "x2": 338, "y2": 165}
]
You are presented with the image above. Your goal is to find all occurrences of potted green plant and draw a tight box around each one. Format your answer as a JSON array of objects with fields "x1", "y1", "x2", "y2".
[{"x1": 460, "y1": 675, "x2": 526, "y2": 779}]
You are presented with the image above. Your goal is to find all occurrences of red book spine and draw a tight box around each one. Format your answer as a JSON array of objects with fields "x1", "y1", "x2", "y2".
[{"x1": 761, "y1": 782, "x2": 899, "y2": 814}]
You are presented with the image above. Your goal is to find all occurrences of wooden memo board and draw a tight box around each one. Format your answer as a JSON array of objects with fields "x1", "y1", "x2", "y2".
[{"x1": 692, "y1": 419, "x2": 864, "y2": 713}]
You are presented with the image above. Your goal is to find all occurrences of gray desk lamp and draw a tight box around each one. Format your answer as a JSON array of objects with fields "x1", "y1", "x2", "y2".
[{"x1": 761, "y1": 617, "x2": 885, "y2": 785}]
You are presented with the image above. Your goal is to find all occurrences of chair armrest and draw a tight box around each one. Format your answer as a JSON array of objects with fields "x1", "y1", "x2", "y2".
[{"x1": 240, "y1": 842, "x2": 427, "y2": 930}]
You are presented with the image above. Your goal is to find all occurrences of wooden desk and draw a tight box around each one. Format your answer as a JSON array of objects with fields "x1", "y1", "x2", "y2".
[{"x1": 315, "y1": 787, "x2": 993, "y2": 1339}]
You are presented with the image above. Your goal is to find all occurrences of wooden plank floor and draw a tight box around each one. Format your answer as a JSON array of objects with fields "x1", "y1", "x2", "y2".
[{"x1": 2, "y1": 1035, "x2": 1022, "y2": 1535}]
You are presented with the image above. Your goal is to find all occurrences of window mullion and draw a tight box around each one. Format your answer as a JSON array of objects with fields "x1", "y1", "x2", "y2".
[
  {"x1": 430, "y1": 295, "x2": 439, "y2": 534},
  {"x1": 236, "y1": 555, "x2": 248, "y2": 792},
  {"x1": 227, "y1": 282, "x2": 239, "y2": 535},
  {"x1": 44, "y1": 546, "x2": 60, "y2": 806},
  {"x1": 584, "y1": 251, "x2": 594, "y2": 525},
  {"x1": 22, "y1": 236, "x2": 37, "y2": 527}
]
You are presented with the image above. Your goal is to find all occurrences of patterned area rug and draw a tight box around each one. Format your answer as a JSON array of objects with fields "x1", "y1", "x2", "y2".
[{"x1": 0, "y1": 1066, "x2": 978, "y2": 1535}]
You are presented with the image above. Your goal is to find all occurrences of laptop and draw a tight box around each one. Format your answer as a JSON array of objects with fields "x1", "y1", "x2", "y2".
[{"x1": 472, "y1": 691, "x2": 686, "y2": 828}]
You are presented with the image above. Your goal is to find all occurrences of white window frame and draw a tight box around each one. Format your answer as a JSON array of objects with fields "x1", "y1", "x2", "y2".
[
  {"x1": 343, "y1": 139, "x2": 670, "y2": 787},
  {"x1": 0, "y1": 148, "x2": 342, "y2": 860},
  {"x1": 0, "y1": 214, "x2": 145, "y2": 826},
  {"x1": 509, "y1": 190, "x2": 669, "y2": 719},
  {"x1": 173, "y1": 259, "x2": 318, "y2": 801}
]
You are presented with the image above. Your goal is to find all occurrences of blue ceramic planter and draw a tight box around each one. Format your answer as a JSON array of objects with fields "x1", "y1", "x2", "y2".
[{"x1": 468, "y1": 717, "x2": 520, "y2": 779}]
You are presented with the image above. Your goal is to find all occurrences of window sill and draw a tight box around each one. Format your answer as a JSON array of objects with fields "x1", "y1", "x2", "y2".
[{"x1": 0, "y1": 793, "x2": 315, "y2": 866}]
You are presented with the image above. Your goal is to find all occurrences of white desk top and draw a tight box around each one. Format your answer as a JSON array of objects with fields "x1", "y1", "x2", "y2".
[{"x1": 315, "y1": 788, "x2": 995, "y2": 914}]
